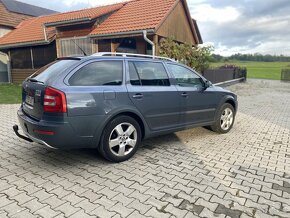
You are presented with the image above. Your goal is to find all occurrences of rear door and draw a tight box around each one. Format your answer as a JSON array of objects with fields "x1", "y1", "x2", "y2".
[
  {"x1": 126, "y1": 60, "x2": 180, "y2": 131},
  {"x1": 64, "y1": 59, "x2": 128, "y2": 137},
  {"x1": 166, "y1": 63, "x2": 218, "y2": 125}
]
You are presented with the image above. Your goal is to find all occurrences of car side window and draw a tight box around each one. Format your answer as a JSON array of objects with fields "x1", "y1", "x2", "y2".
[
  {"x1": 167, "y1": 64, "x2": 204, "y2": 88},
  {"x1": 129, "y1": 61, "x2": 170, "y2": 86},
  {"x1": 129, "y1": 62, "x2": 142, "y2": 86},
  {"x1": 69, "y1": 61, "x2": 123, "y2": 86}
]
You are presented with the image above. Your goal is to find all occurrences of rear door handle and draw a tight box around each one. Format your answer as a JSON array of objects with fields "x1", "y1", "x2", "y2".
[
  {"x1": 181, "y1": 92, "x2": 188, "y2": 97},
  {"x1": 132, "y1": 93, "x2": 143, "y2": 99}
]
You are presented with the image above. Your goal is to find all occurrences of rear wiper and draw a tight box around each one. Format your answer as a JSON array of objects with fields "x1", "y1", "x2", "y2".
[{"x1": 27, "y1": 78, "x2": 44, "y2": 84}]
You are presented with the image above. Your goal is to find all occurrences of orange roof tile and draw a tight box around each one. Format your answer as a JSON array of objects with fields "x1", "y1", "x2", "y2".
[
  {"x1": 90, "y1": 0, "x2": 176, "y2": 35},
  {"x1": 0, "y1": 2, "x2": 124, "y2": 47}
]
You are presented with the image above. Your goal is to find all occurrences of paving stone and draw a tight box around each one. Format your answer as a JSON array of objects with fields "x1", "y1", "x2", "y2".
[
  {"x1": 245, "y1": 199, "x2": 269, "y2": 213},
  {"x1": 3, "y1": 202, "x2": 26, "y2": 216},
  {"x1": 55, "y1": 202, "x2": 80, "y2": 217},
  {"x1": 112, "y1": 193, "x2": 134, "y2": 206},
  {"x1": 11, "y1": 192, "x2": 34, "y2": 205},
  {"x1": 98, "y1": 187, "x2": 119, "y2": 199},
  {"x1": 164, "y1": 203, "x2": 188, "y2": 217},
  {"x1": 127, "y1": 199, "x2": 152, "y2": 214},
  {"x1": 69, "y1": 209, "x2": 95, "y2": 218},
  {"x1": 62, "y1": 192, "x2": 85, "y2": 206},
  {"x1": 0, "y1": 195, "x2": 15, "y2": 208},
  {"x1": 215, "y1": 204, "x2": 242, "y2": 218},
  {"x1": 146, "y1": 197, "x2": 168, "y2": 211},
  {"x1": 179, "y1": 199, "x2": 204, "y2": 215},
  {"x1": 11, "y1": 209, "x2": 35, "y2": 218},
  {"x1": 196, "y1": 198, "x2": 218, "y2": 212},
  {"x1": 127, "y1": 210, "x2": 148, "y2": 218},
  {"x1": 110, "y1": 202, "x2": 134, "y2": 217},
  {"x1": 34, "y1": 205, "x2": 60, "y2": 218},
  {"x1": 75, "y1": 199, "x2": 99, "y2": 214},
  {"x1": 41, "y1": 195, "x2": 66, "y2": 209},
  {"x1": 78, "y1": 189, "x2": 102, "y2": 202},
  {"x1": 200, "y1": 208, "x2": 226, "y2": 218},
  {"x1": 22, "y1": 199, "x2": 47, "y2": 213},
  {"x1": 91, "y1": 205, "x2": 116, "y2": 218},
  {"x1": 145, "y1": 207, "x2": 171, "y2": 218},
  {"x1": 94, "y1": 196, "x2": 117, "y2": 210}
]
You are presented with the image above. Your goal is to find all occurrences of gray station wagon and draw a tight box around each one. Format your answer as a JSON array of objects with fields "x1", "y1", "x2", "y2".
[{"x1": 14, "y1": 53, "x2": 238, "y2": 162}]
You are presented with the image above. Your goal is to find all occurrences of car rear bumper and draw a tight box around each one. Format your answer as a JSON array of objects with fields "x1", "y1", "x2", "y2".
[{"x1": 16, "y1": 108, "x2": 94, "y2": 149}]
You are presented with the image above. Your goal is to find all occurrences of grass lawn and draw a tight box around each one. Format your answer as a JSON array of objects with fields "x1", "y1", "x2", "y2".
[
  {"x1": 211, "y1": 61, "x2": 290, "y2": 80},
  {"x1": 0, "y1": 84, "x2": 22, "y2": 104}
]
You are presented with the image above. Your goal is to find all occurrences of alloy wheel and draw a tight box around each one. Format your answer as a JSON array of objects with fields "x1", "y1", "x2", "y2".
[
  {"x1": 109, "y1": 123, "x2": 137, "y2": 157},
  {"x1": 220, "y1": 108, "x2": 234, "y2": 131}
]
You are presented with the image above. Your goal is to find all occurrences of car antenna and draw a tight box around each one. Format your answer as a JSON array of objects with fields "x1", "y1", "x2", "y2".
[{"x1": 71, "y1": 38, "x2": 87, "y2": 56}]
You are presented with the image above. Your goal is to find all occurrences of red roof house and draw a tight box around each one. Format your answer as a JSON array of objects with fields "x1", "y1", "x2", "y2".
[{"x1": 0, "y1": 0, "x2": 203, "y2": 83}]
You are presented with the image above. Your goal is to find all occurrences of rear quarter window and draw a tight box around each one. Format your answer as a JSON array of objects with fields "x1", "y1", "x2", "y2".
[
  {"x1": 69, "y1": 61, "x2": 123, "y2": 86},
  {"x1": 34, "y1": 60, "x2": 79, "y2": 84}
]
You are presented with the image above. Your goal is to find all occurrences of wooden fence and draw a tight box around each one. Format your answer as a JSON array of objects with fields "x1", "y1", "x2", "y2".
[
  {"x1": 281, "y1": 69, "x2": 290, "y2": 81},
  {"x1": 202, "y1": 67, "x2": 247, "y2": 84}
]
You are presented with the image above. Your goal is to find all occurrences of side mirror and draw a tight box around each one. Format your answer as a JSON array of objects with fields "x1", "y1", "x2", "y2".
[{"x1": 204, "y1": 80, "x2": 212, "y2": 89}]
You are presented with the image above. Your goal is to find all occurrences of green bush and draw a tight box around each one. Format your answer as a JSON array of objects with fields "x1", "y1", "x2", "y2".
[{"x1": 159, "y1": 38, "x2": 213, "y2": 73}]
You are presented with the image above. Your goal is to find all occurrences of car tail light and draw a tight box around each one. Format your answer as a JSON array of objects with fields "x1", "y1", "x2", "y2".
[{"x1": 44, "y1": 87, "x2": 67, "y2": 113}]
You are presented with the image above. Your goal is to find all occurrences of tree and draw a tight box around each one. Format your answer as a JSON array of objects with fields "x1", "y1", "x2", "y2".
[{"x1": 159, "y1": 38, "x2": 213, "y2": 73}]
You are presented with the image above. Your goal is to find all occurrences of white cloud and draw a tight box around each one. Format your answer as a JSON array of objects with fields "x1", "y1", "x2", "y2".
[{"x1": 189, "y1": 4, "x2": 240, "y2": 24}]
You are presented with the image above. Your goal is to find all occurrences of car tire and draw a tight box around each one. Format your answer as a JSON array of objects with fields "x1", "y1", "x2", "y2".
[
  {"x1": 99, "y1": 115, "x2": 141, "y2": 162},
  {"x1": 209, "y1": 103, "x2": 235, "y2": 134}
]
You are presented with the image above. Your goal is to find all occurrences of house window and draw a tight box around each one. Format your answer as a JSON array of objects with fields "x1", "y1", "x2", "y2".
[
  {"x1": 146, "y1": 42, "x2": 153, "y2": 55},
  {"x1": 115, "y1": 38, "x2": 137, "y2": 53},
  {"x1": 60, "y1": 37, "x2": 93, "y2": 57},
  {"x1": 98, "y1": 39, "x2": 111, "y2": 52},
  {"x1": 10, "y1": 43, "x2": 57, "y2": 69},
  {"x1": 32, "y1": 43, "x2": 57, "y2": 69},
  {"x1": 10, "y1": 47, "x2": 32, "y2": 69}
]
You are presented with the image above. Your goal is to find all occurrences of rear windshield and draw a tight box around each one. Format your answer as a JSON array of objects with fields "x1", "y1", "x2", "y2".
[{"x1": 32, "y1": 60, "x2": 79, "y2": 83}]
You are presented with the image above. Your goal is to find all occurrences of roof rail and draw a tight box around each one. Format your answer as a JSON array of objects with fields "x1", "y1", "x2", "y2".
[{"x1": 91, "y1": 52, "x2": 176, "y2": 62}]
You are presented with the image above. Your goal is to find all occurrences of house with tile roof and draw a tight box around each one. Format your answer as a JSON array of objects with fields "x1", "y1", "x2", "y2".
[
  {"x1": 0, "y1": 0, "x2": 57, "y2": 82},
  {"x1": 0, "y1": 0, "x2": 202, "y2": 83}
]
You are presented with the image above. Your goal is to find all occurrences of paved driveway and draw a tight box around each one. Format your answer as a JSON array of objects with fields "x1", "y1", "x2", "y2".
[{"x1": 0, "y1": 79, "x2": 289, "y2": 218}]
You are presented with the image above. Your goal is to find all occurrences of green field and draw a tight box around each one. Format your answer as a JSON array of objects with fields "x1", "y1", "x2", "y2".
[
  {"x1": 0, "y1": 84, "x2": 22, "y2": 104},
  {"x1": 211, "y1": 61, "x2": 290, "y2": 80}
]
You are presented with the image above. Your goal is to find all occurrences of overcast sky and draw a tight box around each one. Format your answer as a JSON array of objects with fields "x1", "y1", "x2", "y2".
[{"x1": 18, "y1": 0, "x2": 290, "y2": 56}]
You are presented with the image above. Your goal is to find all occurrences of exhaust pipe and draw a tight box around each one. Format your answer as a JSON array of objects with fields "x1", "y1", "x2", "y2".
[{"x1": 13, "y1": 125, "x2": 33, "y2": 143}]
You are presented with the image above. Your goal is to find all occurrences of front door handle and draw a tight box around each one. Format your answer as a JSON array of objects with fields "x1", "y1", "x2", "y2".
[
  {"x1": 133, "y1": 93, "x2": 143, "y2": 99},
  {"x1": 181, "y1": 92, "x2": 188, "y2": 97}
]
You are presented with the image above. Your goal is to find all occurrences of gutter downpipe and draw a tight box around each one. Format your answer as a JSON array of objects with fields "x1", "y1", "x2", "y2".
[
  {"x1": 7, "y1": 51, "x2": 11, "y2": 83},
  {"x1": 143, "y1": 30, "x2": 155, "y2": 58},
  {"x1": 43, "y1": 24, "x2": 48, "y2": 42}
]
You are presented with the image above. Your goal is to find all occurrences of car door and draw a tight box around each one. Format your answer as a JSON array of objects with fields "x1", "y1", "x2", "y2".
[
  {"x1": 166, "y1": 63, "x2": 218, "y2": 125},
  {"x1": 126, "y1": 60, "x2": 180, "y2": 131},
  {"x1": 64, "y1": 59, "x2": 128, "y2": 137}
]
